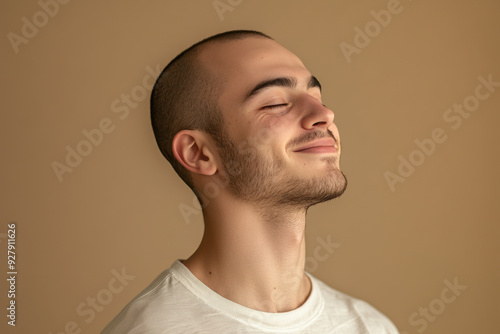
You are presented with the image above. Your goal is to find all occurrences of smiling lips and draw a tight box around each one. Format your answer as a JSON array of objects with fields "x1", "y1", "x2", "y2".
[{"x1": 293, "y1": 138, "x2": 338, "y2": 154}]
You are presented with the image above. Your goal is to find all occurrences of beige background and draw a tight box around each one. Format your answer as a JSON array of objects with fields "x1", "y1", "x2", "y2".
[{"x1": 1, "y1": 0, "x2": 499, "y2": 333}]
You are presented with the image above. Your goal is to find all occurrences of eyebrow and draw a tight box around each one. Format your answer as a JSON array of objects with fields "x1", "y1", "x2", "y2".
[{"x1": 243, "y1": 75, "x2": 322, "y2": 102}]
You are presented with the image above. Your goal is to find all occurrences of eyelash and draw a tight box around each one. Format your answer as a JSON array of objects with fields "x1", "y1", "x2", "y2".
[
  {"x1": 263, "y1": 102, "x2": 328, "y2": 110},
  {"x1": 263, "y1": 103, "x2": 289, "y2": 110}
]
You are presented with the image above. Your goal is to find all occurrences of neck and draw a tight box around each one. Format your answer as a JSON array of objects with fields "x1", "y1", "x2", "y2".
[{"x1": 182, "y1": 194, "x2": 311, "y2": 312}]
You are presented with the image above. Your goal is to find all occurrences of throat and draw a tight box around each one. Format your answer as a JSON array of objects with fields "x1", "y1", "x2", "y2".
[{"x1": 183, "y1": 208, "x2": 309, "y2": 312}]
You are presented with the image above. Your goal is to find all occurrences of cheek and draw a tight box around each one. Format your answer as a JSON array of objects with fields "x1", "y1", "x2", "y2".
[
  {"x1": 248, "y1": 113, "x2": 291, "y2": 147},
  {"x1": 251, "y1": 130, "x2": 287, "y2": 161},
  {"x1": 247, "y1": 126, "x2": 289, "y2": 160},
  {"x1": 266, "y1": 112, "x2": 294, "y2": 134},
  {"x1": 227, "y1": 121, "x2": 253, "y2": 145},
  {"x1": 252, "y1": 123, "x2": 289, "y2": 159}
]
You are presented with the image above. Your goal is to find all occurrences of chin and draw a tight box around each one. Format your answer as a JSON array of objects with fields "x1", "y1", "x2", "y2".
[{"x1": 277, "y1": 170, "x2": 348, "y2": 207}]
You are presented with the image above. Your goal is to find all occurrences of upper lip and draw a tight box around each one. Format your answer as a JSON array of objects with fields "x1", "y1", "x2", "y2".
[{"x1": 293, "y1": 138, "x2": 337, "y2": 152}]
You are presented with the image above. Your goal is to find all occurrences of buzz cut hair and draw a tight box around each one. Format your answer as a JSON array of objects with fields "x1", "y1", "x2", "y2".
[{"x1": 150, "y1": 30, "x2": 272, "y2": 190}]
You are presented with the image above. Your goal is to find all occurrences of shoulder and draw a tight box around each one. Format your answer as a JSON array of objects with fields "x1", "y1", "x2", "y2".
[
  {"x1": 310, "y1": 275, "x2": 400, "y2": 333},
  {"x1": 101, "y1": 265, "x2": 189, "y2": 333}
]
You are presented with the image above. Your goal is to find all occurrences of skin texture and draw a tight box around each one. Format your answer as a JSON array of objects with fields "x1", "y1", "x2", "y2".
[{"x1": 173, "y1": 37, "x2": 347, "y2": 313}]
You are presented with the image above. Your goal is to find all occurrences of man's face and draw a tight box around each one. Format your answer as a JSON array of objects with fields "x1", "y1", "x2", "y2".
[{"x1": 200, "y1": 37, "x2": 347, "y2": 207}]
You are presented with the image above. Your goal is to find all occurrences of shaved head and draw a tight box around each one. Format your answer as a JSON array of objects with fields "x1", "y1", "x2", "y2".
[{"x1": 150, "y1": 30, "x2": 272, "y2": 189}]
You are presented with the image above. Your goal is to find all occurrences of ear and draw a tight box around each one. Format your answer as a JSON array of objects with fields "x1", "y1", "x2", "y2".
[{"x1": 172, "y1": 130, "x2": 218, "y2": 176}]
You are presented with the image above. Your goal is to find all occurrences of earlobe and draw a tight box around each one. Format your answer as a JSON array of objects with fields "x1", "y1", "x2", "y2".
[{"x1": 172, "y1": 130, "x2": 218, "y2": 176}]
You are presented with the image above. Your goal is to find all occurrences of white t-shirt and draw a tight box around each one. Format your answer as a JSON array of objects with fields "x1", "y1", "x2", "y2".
[{"x1": 102, "y1": 260, "x2": 399, "y2": 333}]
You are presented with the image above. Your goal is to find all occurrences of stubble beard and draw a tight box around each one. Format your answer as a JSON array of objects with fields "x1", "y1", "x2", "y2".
[{"x1": 213, "y1": 128, "x2": 348, "y2": 210}]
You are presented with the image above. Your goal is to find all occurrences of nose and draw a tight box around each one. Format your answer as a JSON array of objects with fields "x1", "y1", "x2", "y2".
[{"x1": 298, "y1": 94, "x2": 335, "y2": 130}]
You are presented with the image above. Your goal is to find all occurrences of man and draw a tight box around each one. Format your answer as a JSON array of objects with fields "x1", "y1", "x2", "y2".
[{"x1": 102, "y1": 30, "x2": 399, "y2": 333}]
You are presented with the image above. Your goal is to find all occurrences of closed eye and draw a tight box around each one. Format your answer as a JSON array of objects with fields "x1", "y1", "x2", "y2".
[{"x1": 262, "y1": 103, "x2": 289, "y2": 110}]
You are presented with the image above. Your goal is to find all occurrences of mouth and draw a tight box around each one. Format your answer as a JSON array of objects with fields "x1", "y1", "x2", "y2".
[{"x1": 293, "y1": 138, "x2": 338, "y2": 154}]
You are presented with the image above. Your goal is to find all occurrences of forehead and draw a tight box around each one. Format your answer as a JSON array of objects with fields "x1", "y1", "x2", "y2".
[{"x1": 199, "y1": 37, "x2": 311, "y2": 104}]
